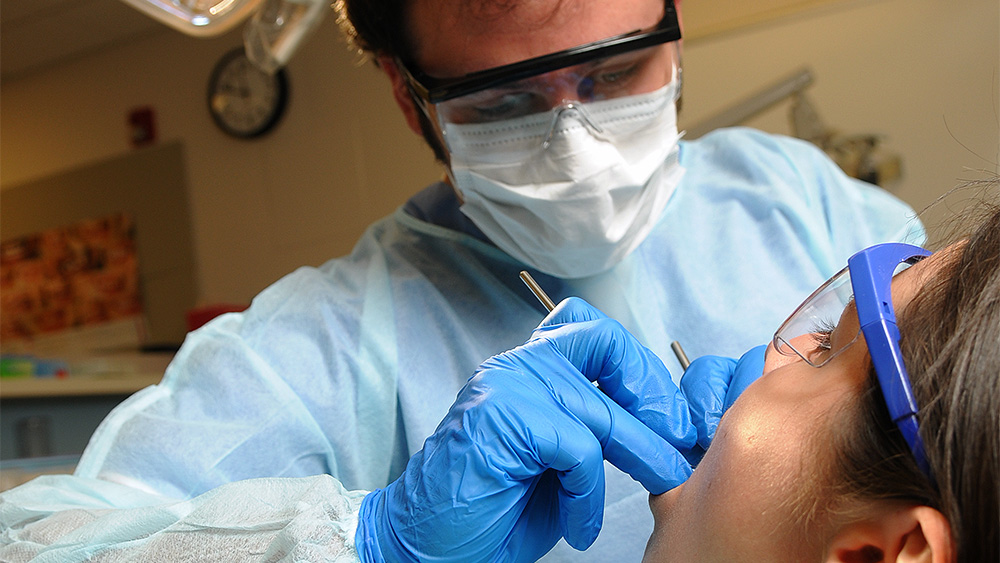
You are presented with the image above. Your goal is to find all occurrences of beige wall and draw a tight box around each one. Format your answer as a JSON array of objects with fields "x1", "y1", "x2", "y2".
[
  {"x1": 680, "y1": 0, "x2": 999, "y2": 243},
  {"x1": 2, "y1": 0, "x2": 998, "y2": 307}
]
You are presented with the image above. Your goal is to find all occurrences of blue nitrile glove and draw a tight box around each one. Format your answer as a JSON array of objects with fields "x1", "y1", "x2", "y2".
[
  {"x1": 356, "y1": 297, "x2": 696, "y2": 563},
  {"x1": 679, "y1": 344, "x2": 767, "y2": 456}
]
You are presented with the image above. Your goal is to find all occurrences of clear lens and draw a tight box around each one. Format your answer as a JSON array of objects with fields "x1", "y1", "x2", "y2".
[
  {"x1": 772, "y1": 257, "x2": 925, "y2": 368},
  {"x1": 428, "y1": 42, "x2": 680, "y2": 166},
  {"x1": 433, "y1": 42, "x2": 679, "y2": 126},
  {"x1": 773, "y1": 266, "x2": 856, "y2": 367},
  {"x1": 440, "y1": 79, "x2": 679, "y2": 166}
]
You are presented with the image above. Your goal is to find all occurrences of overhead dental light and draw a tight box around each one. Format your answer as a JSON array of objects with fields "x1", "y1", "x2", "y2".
[
  {"x1": 118, "y1": 0, "x2": 328, "y2": 73},
  {"x1": 243, "y1": 0, "x2": 328, "y2": 73},
  {"x1": 118, "y1": 0, "x2": 265, "y2": 36}
]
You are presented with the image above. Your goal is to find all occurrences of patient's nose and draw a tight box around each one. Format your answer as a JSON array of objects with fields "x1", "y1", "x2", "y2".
[{"x1": 763, "y1": 339, "x2": 806, "y2": 374}]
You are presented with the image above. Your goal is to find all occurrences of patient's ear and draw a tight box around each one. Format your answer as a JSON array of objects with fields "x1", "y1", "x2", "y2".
[{"x1": 825, "y1": 505, "x2": 953, "y2": 563}]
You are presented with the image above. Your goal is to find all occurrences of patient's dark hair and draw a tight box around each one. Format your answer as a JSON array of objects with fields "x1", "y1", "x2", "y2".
[{"x1": 827, "y1": 197, "x2": 1000, "y2": 562}]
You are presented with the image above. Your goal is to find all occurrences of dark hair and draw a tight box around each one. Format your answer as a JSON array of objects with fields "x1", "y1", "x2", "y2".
[
  {"x1": 332, "y1": 0, "x2": 451, "y2": 163},
  {"x1": 333, "y1": 0, "x2": 412, "y2": 61},
  {"x1": 333, "y1": 0, "x2": 675, "y2": 63},
  {"x1": 334, "y1": 0, "x2": 530, "y2": 62},
  {"x1": 827, "y1": 198, "x2": 1000, "y2": 561}
]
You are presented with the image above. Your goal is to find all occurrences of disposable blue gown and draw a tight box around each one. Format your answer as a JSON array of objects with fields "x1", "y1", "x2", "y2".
[{"x1": 0, "y1": 128, "x2": 924, "y2": 561}]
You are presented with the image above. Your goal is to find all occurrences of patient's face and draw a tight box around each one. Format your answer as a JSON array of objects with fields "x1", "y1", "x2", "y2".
[{"x1": 642, "y1": 247, "x2": 943, "y2": 562}]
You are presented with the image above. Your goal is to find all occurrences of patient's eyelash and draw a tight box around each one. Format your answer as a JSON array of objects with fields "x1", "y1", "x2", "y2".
[{"x1": 808, "y1": 320, "x2": 836, "y2": 351}]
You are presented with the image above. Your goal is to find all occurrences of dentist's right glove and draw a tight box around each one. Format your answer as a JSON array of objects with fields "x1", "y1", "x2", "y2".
[{"x1": 355, "y1": 297, "x2": 696, "y2": 563}]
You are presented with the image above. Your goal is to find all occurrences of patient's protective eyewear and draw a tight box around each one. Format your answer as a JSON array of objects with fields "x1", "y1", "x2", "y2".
[
  {"x1": 396, "y1": 0, "x2": 681, "y2": 124},
  {"x1": 772, "y1": 243, "x2": 934, "y2": 479}
]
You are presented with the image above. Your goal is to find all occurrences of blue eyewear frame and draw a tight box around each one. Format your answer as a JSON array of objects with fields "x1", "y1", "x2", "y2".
[
  {"x1": 849, "y1": 242, "x2": 933, "y2": 479},
  {"x1": 398, "y1": 0, "x2": 681, "y2": 104}
]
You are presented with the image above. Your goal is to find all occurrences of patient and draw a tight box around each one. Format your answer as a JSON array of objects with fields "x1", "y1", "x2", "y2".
[{"x1": 645, "y1": 201, "x2": 999, "y2": 562}]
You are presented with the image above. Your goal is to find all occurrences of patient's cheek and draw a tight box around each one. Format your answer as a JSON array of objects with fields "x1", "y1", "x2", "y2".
[
  {"x1": 643, "y1": 356, "x2": 854, "y2": 561},
  {"x1": 707, "y1": 388, "x2": 809, "y2": 502}
]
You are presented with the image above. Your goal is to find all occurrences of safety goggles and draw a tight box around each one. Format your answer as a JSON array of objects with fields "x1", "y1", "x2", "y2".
[
  {"x1": 396, "y1": 0, "x2": 681, "y2": 126},
  {"x1": 772, "y1": 243, "x2": 934, "y2": 479}
]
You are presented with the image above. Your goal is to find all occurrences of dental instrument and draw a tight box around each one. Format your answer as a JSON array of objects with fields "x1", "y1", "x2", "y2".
[
  {"x1": 519, "y1": 270, "x2": 556, "y2": 312},
  {"x1": 670, "y1": 341, "x2": 690, "y2": 371},
  {"x1": 518, "y1": 270, "x2": 691, "y2": 370}
]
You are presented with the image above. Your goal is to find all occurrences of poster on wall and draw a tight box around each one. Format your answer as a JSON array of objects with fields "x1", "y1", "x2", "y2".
[{"x1": 0, "y1": 213, "x2": 143, "y2": 347}]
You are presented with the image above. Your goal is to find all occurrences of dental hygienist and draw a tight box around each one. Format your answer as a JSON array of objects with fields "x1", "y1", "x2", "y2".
[{"x1": 0, "y1": 0, "x2": 921, "y2": 561}]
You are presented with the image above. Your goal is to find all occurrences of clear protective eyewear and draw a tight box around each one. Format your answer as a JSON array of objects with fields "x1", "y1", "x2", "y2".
[
  {"x1": 396, "y1": 0, "x2": 681, "y2": 126},
  {"x1": 772, "y1": 243, "x2": 934, "y2": 479}
]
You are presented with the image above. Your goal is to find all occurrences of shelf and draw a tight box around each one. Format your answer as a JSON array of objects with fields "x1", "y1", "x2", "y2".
[
  {"x1": 0, "y1": 372, "x2": 164, "y2": 399},
  {"x1": 0, "y1": 352, "x2": 172, "y2": 399}
]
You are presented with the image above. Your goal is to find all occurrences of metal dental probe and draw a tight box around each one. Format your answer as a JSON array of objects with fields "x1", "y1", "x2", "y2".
[
  {"x1": 518, "y1": 270, "x2": 691, "y2": 370},
  {"x1": 519, "y1": 270, "x2": 556, "y2": 312},
  {"x1": 670, "y1": 341, "x2": 690, "y2": 371}
]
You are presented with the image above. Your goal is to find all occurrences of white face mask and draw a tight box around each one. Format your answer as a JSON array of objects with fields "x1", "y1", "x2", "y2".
[{"x1": 445, "y1": 83, "x2": 685, "y2": 279}]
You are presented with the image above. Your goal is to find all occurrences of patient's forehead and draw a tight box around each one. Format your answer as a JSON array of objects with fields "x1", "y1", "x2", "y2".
[{"x1": 891, "y1": 241, "x2": 961, "y2": 311}]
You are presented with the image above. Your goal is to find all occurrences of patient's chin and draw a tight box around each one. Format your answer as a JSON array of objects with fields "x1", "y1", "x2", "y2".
[
  {"x1": 643, "y1": 483, "x2": 687, "y2": 561},
  {"x1": 648, "y1": 484, "x2": 682, "y2": 516},
  {"x1": 647, "y1": 485, "x2": 682, "y2": 534}
]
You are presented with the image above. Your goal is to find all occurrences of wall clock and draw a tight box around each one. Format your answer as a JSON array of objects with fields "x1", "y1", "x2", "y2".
[{"x1": 207, "y1": 47, "x2": 289, "y2": 139}]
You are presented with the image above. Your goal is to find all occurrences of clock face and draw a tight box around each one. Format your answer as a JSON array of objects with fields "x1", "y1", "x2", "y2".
[{"x1": 207, "y1": 48, "x2": 289, "y2": 138}]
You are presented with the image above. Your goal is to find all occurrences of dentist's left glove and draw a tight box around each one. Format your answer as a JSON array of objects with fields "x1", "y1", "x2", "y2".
[
  {"x1": 355, "y1": 297, "x2": 695, "y2": 563},
  {"x1": 680, "y1": 344, "x2": 767, "y2": 454}
]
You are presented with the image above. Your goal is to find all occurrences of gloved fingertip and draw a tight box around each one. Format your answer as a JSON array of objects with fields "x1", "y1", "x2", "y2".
[
  {"x1": 565, "y1": 529, "x2": 601, "y2": 551},
  {"x1": 696, "y1": 417, "x2": 718, "y2": 450},
  {"x1": 681, "y1": 445, "x2": 707, "y2": 468},
  {"x1": 723, "y1": 344, "x2": 767, "y2": 410},
  {"x1": 642, "y1": 454, "x2": 692, "y2": 495},
  {"x1": 680, "y1": 355, "x2": 737, "y2": 390},
  {"x1": 559, "y1": 494, "x2": 603, "y2": 550},
  {"x1": 680, "y1": 355, "x2": 735, "y2": 448},
  {"x1": 544, "y1": 296, "x2": 608, "y2": 325},
  {"x1": 562, "y1": 510, "x2": 604, "y2": 551}
]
